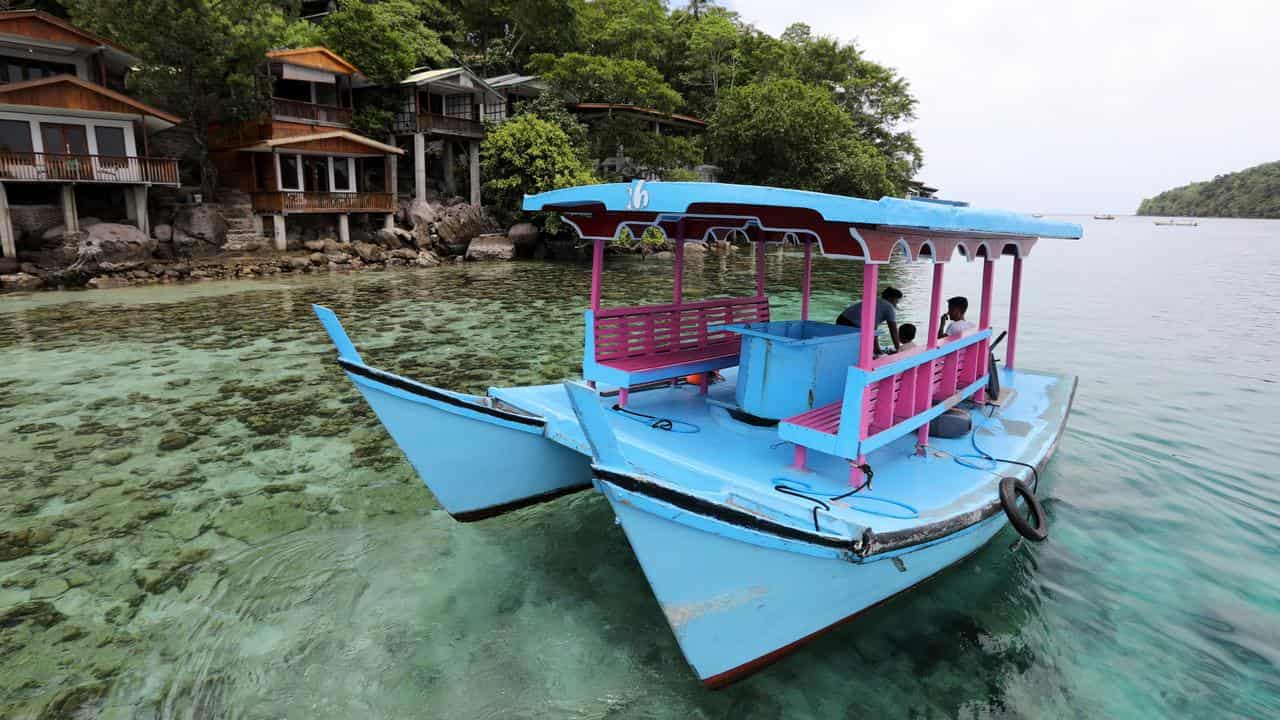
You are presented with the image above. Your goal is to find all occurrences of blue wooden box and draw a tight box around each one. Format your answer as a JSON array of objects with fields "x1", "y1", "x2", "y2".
[{"x1": 719, "y1": 321, "x2": 860, "y2": 420}]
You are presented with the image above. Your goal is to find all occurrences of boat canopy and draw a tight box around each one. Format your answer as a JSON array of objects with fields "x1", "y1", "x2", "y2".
[{"x1": 523, "y1": 181, "x2": 1082, "y2": 263}]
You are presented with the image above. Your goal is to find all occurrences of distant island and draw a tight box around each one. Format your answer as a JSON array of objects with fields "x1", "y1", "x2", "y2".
[{"x1": 1137, "y1": 161, "x2": 1280, "y2": 218}]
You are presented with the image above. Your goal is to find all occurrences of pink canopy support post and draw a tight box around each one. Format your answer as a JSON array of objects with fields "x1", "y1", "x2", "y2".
[
  {"x1": 755, "y1": 226, "x2": 767, "y2": 297},
  {"x1": 916, "y1": 261, "x2": 945, "y2": 455},
  {"x1": 1006, "y1": 255, "x2": 1023, "y2": 369},
  {"x1": 858, "y1": 263, "x2": 879, "y2": 368},
  {"x1": 975, "y1": 257, "x2": 996, "y2": 403},
  {"x1": 801, "y1": 241, "x2": 812, "y2": 321},
  {"x1": 590, "y1": 238, "x2": 604, "y2": 311},
  {"x1": 672, "y1": 220, "x2": 684, "y2": 305}
]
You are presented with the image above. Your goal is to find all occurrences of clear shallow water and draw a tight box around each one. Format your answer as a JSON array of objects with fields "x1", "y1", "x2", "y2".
[{"x1": 1, "y1": 216, "x2": 1277, "y2": 718}]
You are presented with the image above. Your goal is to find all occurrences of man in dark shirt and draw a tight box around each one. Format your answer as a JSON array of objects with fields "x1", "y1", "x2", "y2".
[{"x1": 837, "y1": 286, "x2": 903, "y2": 353}]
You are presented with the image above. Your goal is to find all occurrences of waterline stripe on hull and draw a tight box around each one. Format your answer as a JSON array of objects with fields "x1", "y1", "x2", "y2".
[
  {"x1": 337, "y1": 358, "x2": 545, "y2": 428},
  {"x1": 451, "y1": 482, "x2": 594, "y2": 522}
]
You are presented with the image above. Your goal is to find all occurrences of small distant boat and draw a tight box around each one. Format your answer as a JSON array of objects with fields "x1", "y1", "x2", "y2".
[
  {"x1": 1154, "y1": 219, "x2": 1199, "y2": 227},
  {"x1": 1032, "y1": 212, "x2": 1044, "y2": 217},
  {"x1": 1093, "y1": 214, "x2": 1116, "y2": 220},
  {"x1": 315, "y1": 182, "x2": 1082, "y2": 687}
]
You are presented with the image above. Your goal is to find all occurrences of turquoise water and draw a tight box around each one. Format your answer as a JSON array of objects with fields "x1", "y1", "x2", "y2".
[{"x1": 1, "y1": 216, "x2": 1277, "y2": 718}]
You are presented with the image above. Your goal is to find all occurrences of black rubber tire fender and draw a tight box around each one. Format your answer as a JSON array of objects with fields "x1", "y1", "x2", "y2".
[{"x1": 999, "y1": 476, "x2": 1048, "y2": 542}]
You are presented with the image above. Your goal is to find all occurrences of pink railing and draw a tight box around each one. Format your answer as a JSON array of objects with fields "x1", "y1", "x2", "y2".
[
  {"x1": 0, "y1": 152, "x2": 179, "y2": 185},
  {"x1": 593, "y1": 296, "x2": 770, "y2": 363}
]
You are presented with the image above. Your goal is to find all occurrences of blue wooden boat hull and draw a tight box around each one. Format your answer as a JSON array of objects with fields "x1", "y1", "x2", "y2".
[
  {"x1": 313, "y1": 306, "x2": 593, "y2": 520},
  {"x1": 596, "y1": 473, "x2": 1012, "y2": 685}
]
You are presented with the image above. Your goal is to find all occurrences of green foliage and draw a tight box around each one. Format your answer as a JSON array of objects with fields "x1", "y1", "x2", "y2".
[
  {"x1": 451, "y1": 0, "x2": 580, "y2": 75},
  {"x1": 708, "y1": 79, "x2": 901, "y2": 198},
  {"x1": 318, "y1": 0, "x2": 452, "y2": 86},
  {"x1": 1137, "y1": 161, "x2": 1280, "y2": 218},
  {"x1": 513, "y1": 93, "x2": 590, "y2": 152},
  {"x1": 577, "y1": 0, "x2": 672, "y2": 68},
  {"x1": 352, "y1": 105, "x2": 397, "y2": 139},
  {"x1": 610, "y1": 225, "x2": 668, "y2": 254},
  {"x1": 530, "y1": 52, "x2": 682, "y2": 112},
  {"x1": 480, "y1": 114, "x2": 597, "y2": 222}
]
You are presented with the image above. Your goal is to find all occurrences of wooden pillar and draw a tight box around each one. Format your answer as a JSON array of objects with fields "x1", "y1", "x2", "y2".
[
  {"x1": 60, "y1": 185, "x2": 78, "y2": 234},
  {"x1": 590, "y1": 238, "x2": 604, "y2": 311},
  {"x1": 673, "y1": 220, "x2": 684, "y2": 305},
  {"x1": 468, "y1": 141, "x2": 480, "y2": 206},
  {"x1": 858, "y1": 263, "x2": 878, "y2": 369},
  {"x1": 413, "y1": 133, "x2": 426, "y2": 202},
  {"x1": 1007, "y1": 255, "x2": 1024, "y2": 369},
  {"x1": 754, "y1": 226, "x2": 766, "y2": 296},
  {"x1": 272, "y1": 215, "x2": 286, "y2": 251},
  {"x1": 0, "y1": 182, "x2": 15, "y2": 258},
  {"x1": 975, "y1": 257, "x2": 996, "y2": 403},
  {"x1": 916, "y1": 261, "x2": 945, "y2": 455},
  {"x1": 801, "y1": 240, "x2": 812, "y2": 321},
  {"x1": 253, "y1": 214, "x2": 265, "y2": 237},
  {"x1": 386, "y1": 151, "x2": 397, "y2": 207}
]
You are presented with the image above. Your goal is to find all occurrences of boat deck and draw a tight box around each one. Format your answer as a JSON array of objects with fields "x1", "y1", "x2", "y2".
[{"x1": 489, "y1": 367, "x2": 1076, "y2": 539}]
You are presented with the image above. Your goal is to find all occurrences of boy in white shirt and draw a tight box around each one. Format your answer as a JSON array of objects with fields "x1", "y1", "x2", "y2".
[{"x1": 938, "y1": 296, "x2": 976, "y2": 338}]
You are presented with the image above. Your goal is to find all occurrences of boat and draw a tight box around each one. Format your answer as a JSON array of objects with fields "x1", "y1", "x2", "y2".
[
  {"x1": 313, "y1": 181, "x2": 1082, "y2": 687},
  {"x1": 1093, "y1": 213, "x2": 1116, "y2": 219},
  {"x1": 1032, "y1": 212, "x2": 1044, "y2": 217},
  {"x1": 1154, "y1": 218, "x2": 1199, "y2": 226}
]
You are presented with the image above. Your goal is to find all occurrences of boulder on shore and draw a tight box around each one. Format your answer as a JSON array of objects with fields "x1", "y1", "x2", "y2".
[
  {"x1": 173, "y1": 205, "x2": 226, "y2": 257},
  {"x1": 0, "y1": 272, "x2": 43, "y2": 290},
  {"x1": 351, "y1": 241, "x2": 384, "y2": 263},
  {"x1": 465, "y1": 233, "x2": 515, "y2": 261},
  {"x1": 437, "y1": 204, "x2": 497, "y2": 255},
  {"x1": 375, "y1": 227, "x2": 414, "y2": 248},
  {"x1": 76, "y1": 223, "x2": 156, "y2": 266}
]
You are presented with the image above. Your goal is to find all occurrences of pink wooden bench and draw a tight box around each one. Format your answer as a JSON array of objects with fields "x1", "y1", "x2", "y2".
[
  {"x1": 583, "y1": 296, "x2": 770, "y2": 402},
  {"x1": 777, "y1": 331, "x2": 991, "y2": 475}
]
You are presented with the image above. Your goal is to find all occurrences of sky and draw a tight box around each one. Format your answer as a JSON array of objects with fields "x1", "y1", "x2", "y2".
[{"x1": 722, "y1": 0, "x2": 1280, "y2": 213}]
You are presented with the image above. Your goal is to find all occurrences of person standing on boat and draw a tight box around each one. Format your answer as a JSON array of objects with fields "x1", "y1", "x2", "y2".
[
  {"x1": 837, "y1": 286, "x2": 903, "y2": 353},
  {"x1": 938, "y1": 296, "x2": 977, "y2": 338}
]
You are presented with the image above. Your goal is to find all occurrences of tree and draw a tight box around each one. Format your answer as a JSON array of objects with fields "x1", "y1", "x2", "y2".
[
  {"x1": 577, "y1": 0, "x2": 672, "y2": 68},
  {"x1": 451, "y1": 0, "x2": 580, "y2": 75},
  {"x1": 63, "y1": 0, "x2": 292, "y2": 194},
  {"x1": 530, "y1": 53, "x2": 682, "y2": 112},
  {"x1": 480, "y1": 114, "x2": 597, "y2": 223},
  {"x1": 708, "y1": 79, "x2": 901, "y2": 199},
  {"x1": 319, "y1": 0, "x2": 453, "y2": 86}
]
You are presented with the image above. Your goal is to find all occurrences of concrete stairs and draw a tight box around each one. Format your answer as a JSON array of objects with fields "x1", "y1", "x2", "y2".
[{"x1": 218, "y1": 190, "x2": 263, "y2": 248}]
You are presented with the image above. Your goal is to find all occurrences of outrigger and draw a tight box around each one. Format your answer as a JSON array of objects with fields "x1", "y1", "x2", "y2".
[{"x1": 313, "y1": 182, "x2": 1082, "y2": 687}]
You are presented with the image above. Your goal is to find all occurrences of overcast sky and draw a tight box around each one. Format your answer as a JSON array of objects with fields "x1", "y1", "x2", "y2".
[{"x1": 723, "y1": 0, "x2": 1280, "y2": 213}]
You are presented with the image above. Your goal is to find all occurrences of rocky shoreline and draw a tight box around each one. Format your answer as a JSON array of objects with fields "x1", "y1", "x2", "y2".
[{"x1": 0, "y1": 195, "x2": 548, "y2": 293}]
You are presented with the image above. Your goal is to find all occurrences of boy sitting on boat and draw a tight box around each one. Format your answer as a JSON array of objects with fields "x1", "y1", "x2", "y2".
[{"x1": 939, "y1": 296, "x2": 976, "y2": 338}]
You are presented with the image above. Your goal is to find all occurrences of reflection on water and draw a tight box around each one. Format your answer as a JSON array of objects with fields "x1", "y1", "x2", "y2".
[{"x1": 1, "y1": 217, "x2": 1278, "y2": 718}]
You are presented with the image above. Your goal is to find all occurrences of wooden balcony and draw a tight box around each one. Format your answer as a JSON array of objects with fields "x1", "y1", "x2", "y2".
[
  {"x1": 0, "y1": 152, "x2": 180, "y2": 185},
  {"x1": 393, "y1": 112, "x2": 485, "y2": 138},
  {"x1": 270, "y1": 98, "x2": 352, "y2": 126},
  {"x1": 251, "y1": 191, "x2": 394, "y2": 214}
]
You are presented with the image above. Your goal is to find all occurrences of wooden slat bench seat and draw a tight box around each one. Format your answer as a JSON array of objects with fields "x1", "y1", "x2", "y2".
[
  {"x1": 777, "y1": 330, "x2": 993, "y2": 472},
  {"x1": 583, "y1": 296, "x2": 770, "y2": 395}
]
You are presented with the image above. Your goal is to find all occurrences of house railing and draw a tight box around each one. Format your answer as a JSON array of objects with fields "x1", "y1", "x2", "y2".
[
  {"x1": 393, "y1": 111, "x2": 485, "y2": 137},
  {"x1": 271, "y1": 98, "x2": 352, "y2": 125},
  {"x1": 0, "y1": 152, "x2": 180, "y2": 185},
  {"x1": 251, "y1": 191, "x2": 395, "y2": 214}
]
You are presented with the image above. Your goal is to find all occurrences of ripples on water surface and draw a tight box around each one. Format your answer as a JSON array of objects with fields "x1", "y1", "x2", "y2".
[{"x1": 0, "y1": 216, "x2": 1277, "y2": 718}]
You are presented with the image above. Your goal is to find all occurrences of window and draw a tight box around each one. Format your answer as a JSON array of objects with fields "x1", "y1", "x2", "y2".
[
  {"x1": 0, "y1": 56, "x2": 76, "y2": 84},
  {"x1": 0, "y1": 119, "x2": 32, "y2": 154},
  {"x1": 483, "y1": 101, "x2": 506, "y2": 123},
  {"x1": 279, "y1": 154, "x2": 300, "y2": 190},
  {"x1": 444, "y1": 94, "x2": 472, "y2": 119},
  {"x1": 273, "y1": 78, "x2": 312, "y2": 103},
  {"x1": 331, "y1": 157, "x2": 352, "y2": 191},
  {"x1": 314, "y1": 82, "x2": 338, "y2": 106},
  {"x1": 94, "y1": 126, "x2": 127, "y2": 158}
]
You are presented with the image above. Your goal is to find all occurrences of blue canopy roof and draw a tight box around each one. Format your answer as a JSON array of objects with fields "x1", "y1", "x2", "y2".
[{"x1": 523, "y1": 182, "x2": 1082, "y2": 240}]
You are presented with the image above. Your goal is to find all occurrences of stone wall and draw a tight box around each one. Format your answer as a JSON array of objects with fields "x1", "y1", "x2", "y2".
[{"x1": 10, "y1": 205, "x2": 62, "y2": 244}]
